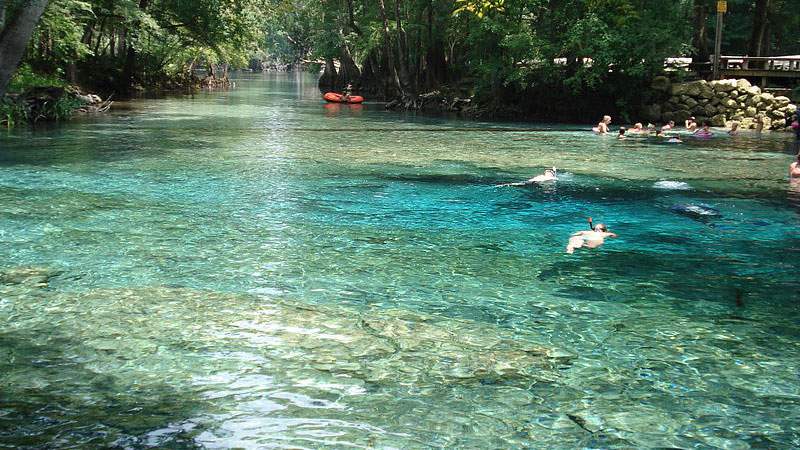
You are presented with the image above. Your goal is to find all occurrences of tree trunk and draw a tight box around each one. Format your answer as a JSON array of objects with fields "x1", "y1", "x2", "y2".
[
  {"x1": 345, "y1": 0, "x2": 361, "y2": 36},
  {"x1": 318, "y1": 57, "x2": 338, "y2": 92},
  {"x1": 748, "y1": 0, "x2": 770, "y2": 58},
  {"x1": 394, "y1": 0, "x2": 414, "y2": 96},
  {"x1": 424, "y1": 0, "x2": 447, "y2": 89},
  {"x1": 0, "y1": 0, "x2": 50, "y2": 98},
  {"x1": 691, "y1": 2, "x2": 710, "y2": 64},
  {"x1": 122, "y1": 0, "x2": 150, "y2": 92},
  {"x1": 377, "y1": 0, "x2": 402, "y2": 99},
  {"x1": 338, "y1": 45, "x2": 361, "y2": 89}
]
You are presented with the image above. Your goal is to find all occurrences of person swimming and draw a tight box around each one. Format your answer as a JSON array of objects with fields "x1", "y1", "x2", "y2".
[
  {"x1": 566, "y1": 217, "x2": 618, "y2": 254},
  {"x1": 790, "y1": 153, "x2": 800, "y2": 178},
  {"x1": 693, "y1": 121, "x2": 713, "y2": 138},
  {"x1": 662, "y1": 120, "x2": 675, "y2": 132},
  {"x1": 728, "y1": 121, "x2": 740, "y2": 136},
  {"x1": 498, "y1": 168, "x2": 558, "y2": 187},
  {"x1": 628, "y1": 123, "x2": 645, "y2": 135},
  {"x1": 593, "y1": 115, "x2": 611, "y2": 134},
  {"x1": 685, "y1": 117, "x2": 697, "y2": 131},
  {"x1": 617, "y1": 127, "x2": 627, "y2": 140}
]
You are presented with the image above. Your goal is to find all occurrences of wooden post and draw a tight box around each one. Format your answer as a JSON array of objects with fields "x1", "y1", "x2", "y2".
[{"x1": 713, "y1": 1, "x2": 726, "y2": 80}]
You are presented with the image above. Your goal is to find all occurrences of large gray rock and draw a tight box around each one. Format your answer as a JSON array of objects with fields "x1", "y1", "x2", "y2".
[
  {"x1": 761, "y1": 92, "x2": 775, "y2": 102},
  {"x1": 670, "y1": 84, "x2": 688, "y2": 96},
  {"x1": 684, "y1": 97, "x2": 698, "y2": 109},
  {"x1": 698, "y1": 83, "x2": 715, "y2": 99},
  {"x1": 736, "y1": 79, "x2": 752, "y2": 90},
  {"x1": 745, "y1": 107, "x2": 757, "y2": 117},
  {"x1": 704, "y1": 104, "x2": 717, "y2": 116},
  {"x1": 772, "y1": 118, "x2": 787, "y2": 129},
  {"x1": 711, "y1": 79, "x2": 737, "y2": 92},
  {"x1": 771, "y1": 110, "x2": 786, "y2": 119},
  {"x1": 746, "y1": 86, "x2": 762, "y2": 96},
  {"x1": 774, "y1": 96, "x2": 790, "y2": 107},
  {"x1": 710, "y1": 114, "x2": 727, "y2": 126},
  {"x1": 746, "y1": 94, "x2": 762, "y2": 107},
  {"x1": 674, "y1": 110, "x2": 692, "y2": 123},
  {"x1": 723, "y1": 99, "x2": 738, "y2": 108},
  {"x1": 685, "y1": 82, "x2": 703, "y2": 97}
]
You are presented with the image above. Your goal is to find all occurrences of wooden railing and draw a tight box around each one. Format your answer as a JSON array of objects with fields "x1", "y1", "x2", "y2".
[{"x1": 718, "y1": 56, "x2": 800, "y2": 72}]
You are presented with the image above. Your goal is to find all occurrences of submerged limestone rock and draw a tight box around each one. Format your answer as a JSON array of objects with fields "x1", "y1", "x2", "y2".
[
  {"x1": 33, "y1": 287, "x2": 568, "y2": 388},
  {"x1": 0, "y1": 267, "x2": 59, "y2": 288}
]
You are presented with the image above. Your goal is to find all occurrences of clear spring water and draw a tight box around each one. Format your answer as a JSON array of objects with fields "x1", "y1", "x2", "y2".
[{"x1": 1, "y1": 73, "x2": 799, "y2": 449}]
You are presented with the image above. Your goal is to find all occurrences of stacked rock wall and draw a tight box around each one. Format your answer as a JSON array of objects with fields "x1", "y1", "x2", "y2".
[{"x1": 646, "y1": 78, "x2": 797, "y2": 131}]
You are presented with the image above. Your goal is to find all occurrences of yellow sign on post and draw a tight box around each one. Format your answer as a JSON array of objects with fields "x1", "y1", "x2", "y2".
[{"x1": 717, "y1": 1, "x2": 727, "y2": 13}]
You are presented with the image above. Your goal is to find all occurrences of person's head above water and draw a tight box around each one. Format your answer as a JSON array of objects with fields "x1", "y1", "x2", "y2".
[
  {"x1": 618, "y1": 127, "x2": 626, "y2": 135},
  {"x1": 594, "y1": 223, "x2": 609, "y2": 232},
  {"x1": 544, "y1": 167, "x2": 557, "y2": 176},
  {"x1": 633, "y1": 122, "x2": 643, "y2": 130},
  {"x1": 602, "y1": 115, "x2": 611, "y2": 124}
]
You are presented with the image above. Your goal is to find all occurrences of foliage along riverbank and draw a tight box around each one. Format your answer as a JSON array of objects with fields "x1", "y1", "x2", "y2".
[
  {"x1": 270, "y1": 0, "x2": 800, "y2": 124},
  {"x1": 2, "y1": 1, "x2": 800, "y2": 126}
]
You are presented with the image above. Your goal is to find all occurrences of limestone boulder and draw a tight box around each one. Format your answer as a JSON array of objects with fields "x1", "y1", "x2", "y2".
[
  {"x1": 698, "y1": 83, "x2": 715, "y2": 99},
  {"x1": 711, "y1": 97, "x2": 721, "y2": 106},
  {"x1": 670, "y1": 84, "x2": 688, "y2": 96},
  {"x1": 745, "y1": 107, "x2": 757, "y2": 117},
  {"x1": 746, "y1": 86, "x2": 762, "y2": 96},
  {"x1": 774, "y1": 96, "x2": 791, "y2": 107},
  {"x1": 746, "y1": 94, "x2": 762, "y2": 107},
  {"x1": 704, "y1": 104, "x2": 717, "y2": 116},
  {"x1": 736, "y1": 79, "x2": 752, "y2": 90},
  {"x1": 710, "y1": 114, "x2": 727, "y2": 126},
  {"x1": 730, "y1": 90, "x2": 739, "y2": 98},
  {"x1": 722, "y1": 99, "x2": 738, "y2": 108},
  {"x1": 711, "y1": 79, "x2": 737, "y2": 92},
  {"x1": 771, "y1": 110, "x2": 786, "y2": 119},
  {"x1": 683, "y1": 97, "x2": 698, "y2": 109},
  {"x1": 685, "y1": 81, "x2": 703, "y2": 97},
  {"x1": 761, "y1": 93, "x2": 775, "y2": 102},
  {"x1": 673, "y1": 110, "x2": 692, "y2": 123},
  {"x1": 772, "y1": 118, "x2": 786, "y2": 129}
]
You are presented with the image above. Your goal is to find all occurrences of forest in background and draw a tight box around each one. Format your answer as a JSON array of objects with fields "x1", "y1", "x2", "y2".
[{"x1": 1, "y1": 0, "x2": 799, "y2": 123}]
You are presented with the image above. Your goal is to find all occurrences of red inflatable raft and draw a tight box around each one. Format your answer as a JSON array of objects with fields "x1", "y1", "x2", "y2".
[{"x1": 323, "y1": 92, "x2": 364, "y2": 104}]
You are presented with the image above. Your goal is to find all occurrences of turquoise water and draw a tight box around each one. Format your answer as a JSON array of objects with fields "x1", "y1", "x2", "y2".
[{"x1": 1, "y1": 73, "x2": 799, "y2": 449}]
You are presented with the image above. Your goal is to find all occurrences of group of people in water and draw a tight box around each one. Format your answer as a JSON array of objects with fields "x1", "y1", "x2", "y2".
[
  {"x1": 594, "y1": 115, "x2": 745, "y2": 142},
  {"x1": 503, "y1": 112, "x2": 800, "y2": 254}
]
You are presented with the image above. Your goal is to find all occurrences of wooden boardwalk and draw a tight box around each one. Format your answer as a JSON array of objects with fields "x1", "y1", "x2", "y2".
[{"x1": 717, "y1": 56, "x2": 800, "y2": 85}]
